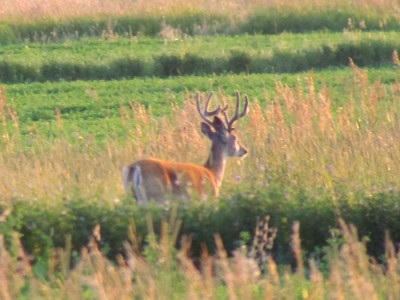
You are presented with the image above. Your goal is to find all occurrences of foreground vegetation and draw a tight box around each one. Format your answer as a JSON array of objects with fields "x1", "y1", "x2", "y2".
[
  {"x1": 3, "y1": 187, "x2": 400, "y2": 266},
  {"x1": 2, "y1": 215, "x2": 400, "y2": 299}
]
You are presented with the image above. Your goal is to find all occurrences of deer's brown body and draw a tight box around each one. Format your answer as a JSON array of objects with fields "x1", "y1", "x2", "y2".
[
  {"x1": 123, "y1": 158, "x2": 218, "y2": 205},
  {"x1": 122, "y1": 91, "x2": 249, "y2": 205}
]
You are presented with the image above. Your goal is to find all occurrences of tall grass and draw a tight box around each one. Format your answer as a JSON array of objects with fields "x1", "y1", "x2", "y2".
[
  {"x1": 0, "y1": 0, "x2": 399, "y2": 21},
  {"x1": 1, "y1": 218, "x2": 400, "y2": 298},
  {"x1": 1, "y1": 0, "x2": 399, "y2": 44},
  {"x1": 1, "y1": 64, "x2": 400, "y2": 205}
]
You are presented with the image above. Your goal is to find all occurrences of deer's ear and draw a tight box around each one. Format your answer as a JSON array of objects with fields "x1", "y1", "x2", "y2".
[
  {"x1": 212, "y1": 116, "x2": 225, "y2": 130},
  {"x1": 201, "y1": 122, "x2": 214, "y2": 138}
]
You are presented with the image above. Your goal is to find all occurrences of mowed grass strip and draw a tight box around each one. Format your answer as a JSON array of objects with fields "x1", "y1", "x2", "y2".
[
  {"x1": 5, "y1": 32, "x2": 400, "y2": 62},
  {"x1": 1, "y1": 32, "x2": 400, "y2": 82}
]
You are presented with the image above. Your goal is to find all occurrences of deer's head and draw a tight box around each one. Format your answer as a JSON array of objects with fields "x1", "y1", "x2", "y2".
[{"x1": 196, "y1": 91, "x2": 249, "y2": 158}]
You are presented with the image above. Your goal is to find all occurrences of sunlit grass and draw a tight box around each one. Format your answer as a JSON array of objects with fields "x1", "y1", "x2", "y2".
[
  {"x1": 0, "y1": 0, "x2": 399, "y2": 21},
  {"x1": 1, "y1": 65, "x2": 400, "y2": 205}
]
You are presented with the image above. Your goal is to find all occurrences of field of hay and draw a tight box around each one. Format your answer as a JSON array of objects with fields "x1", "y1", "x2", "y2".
[{"x1": 1, "y1": 0, "x2": 400, "y2": 298}]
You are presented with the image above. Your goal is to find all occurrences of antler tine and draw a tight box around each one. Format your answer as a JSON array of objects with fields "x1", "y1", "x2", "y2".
[
  {"x1": 195, "y1": 91, "x2": 222, "y2": 126},
  {"x1": 204, "y1": 92, "x2": 222, "y2": 116},
  {"x1": 226, "y1": 91, "x2": 249, "y2": 130}
]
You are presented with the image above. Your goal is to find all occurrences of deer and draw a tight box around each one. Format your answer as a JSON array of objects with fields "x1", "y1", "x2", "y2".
[{"x1": 122, "y1": 91, "x2": 249, "y2": 205}]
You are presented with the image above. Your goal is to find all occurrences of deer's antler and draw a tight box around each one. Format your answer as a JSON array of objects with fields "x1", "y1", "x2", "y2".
[
  {"x1": 196, "y1": 92, "x2": 226, "y2": 126},
  {"x1": 222, "y1": 91, "x2": 249, "y2": 131}
]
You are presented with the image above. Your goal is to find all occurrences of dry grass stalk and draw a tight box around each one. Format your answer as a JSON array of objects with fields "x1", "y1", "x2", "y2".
[
  {"x1": 55, "y1": 107, "x2": 63, "y2": 129},
  {"x1": 0, "y1": 86, "x2": 6, "y2": 122},
  {"x1": 177, "y1": 236, "x2": 216, "y2": 300},
  {"x1": 291, "y1": 221, "x2": 304, "y2": 277},
  {"x1": 308, "y1": 259, "x2": 324, "y2": 299},
  {"x1": 248, "y1": 215, "x2": 277, "y2": 275},
  {"x1": 393, "y1": 50, "x2": 400, "y2": 67},
  {"x1": 384, "y1": 231, "x2": 400, "y2": 298},
  {"x1": 0, "y1": 234, "x2": 32, "y2": 300},
  {"x1": 215, "y1": 234, "x2": 237, "y2": 300},
  {"x1": 337, "y1": 220, "x2": 379, "y2": 299}
]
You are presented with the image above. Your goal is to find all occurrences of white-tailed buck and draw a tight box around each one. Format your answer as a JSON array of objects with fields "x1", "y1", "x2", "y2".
[{"x1": 122, "y1": 91, "x2": 249, "y2": 205}]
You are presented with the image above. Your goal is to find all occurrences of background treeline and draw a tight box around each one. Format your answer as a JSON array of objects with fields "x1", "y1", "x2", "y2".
[{"x1": 1, "y1": 8, "x2": 400, "y2": 44}]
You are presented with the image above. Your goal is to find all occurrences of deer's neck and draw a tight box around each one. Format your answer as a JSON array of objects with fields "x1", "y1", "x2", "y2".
[{"x1": 204, "y1": 144, "x2": 227, "y2": 187}]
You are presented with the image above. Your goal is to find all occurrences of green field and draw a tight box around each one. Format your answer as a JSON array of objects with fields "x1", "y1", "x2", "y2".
[
  {"x1": 1, "y1": 32, "x2": 400, "y2": 82},
  {"x1": 1, "y1": 0, "x2": 400, "y2": 298},
  {"x1": 2, "y1": 67, "x2": 398, "y2": 142},
  {"x1": 3, "y1": 32, "x2": 400, "y2": 63}
]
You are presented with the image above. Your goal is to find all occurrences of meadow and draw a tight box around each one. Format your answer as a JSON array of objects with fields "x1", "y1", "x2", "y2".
[
  {"x1": 1, "y1": 0, "x2": 400, "y2": 298},
  {"x1": 1, "y1": 32, "x2": 400, "y2": 82}
]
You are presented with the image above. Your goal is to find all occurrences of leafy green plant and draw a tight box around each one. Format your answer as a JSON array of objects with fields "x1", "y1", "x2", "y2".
[{"x1": 1, "y1": 187, "x2": 399, "y2": 269}]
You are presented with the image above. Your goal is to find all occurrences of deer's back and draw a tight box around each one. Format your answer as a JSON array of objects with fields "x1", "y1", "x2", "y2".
[{"x1": 125, "y1": 158, "x2": 218, "y2": 204}]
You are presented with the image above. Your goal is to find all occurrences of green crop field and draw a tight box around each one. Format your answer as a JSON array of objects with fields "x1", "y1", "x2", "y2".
[
  {"x1": 1, "y1": 0, "x2": 400, "y2": 298},
  {"x1": 1, "y1": 32, "x2": 400, "y2": 82},
  {"x1": 2, "y1": 68, "x2": 398, "y2": 142}
]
